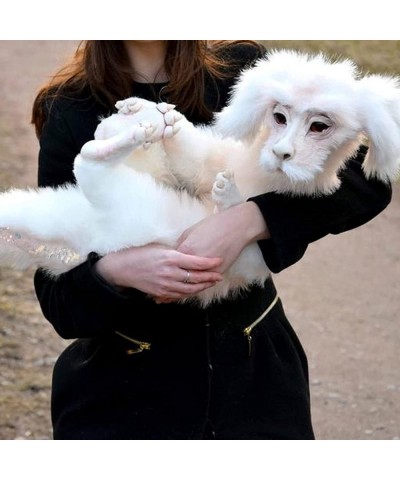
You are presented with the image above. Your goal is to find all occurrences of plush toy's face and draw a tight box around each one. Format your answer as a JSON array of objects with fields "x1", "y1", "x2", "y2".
[
  {"x1": 216, "y1": 50, "x2": 400, "y2": 185},
  {"x1": 258, "y1": 100, "x2": 361, "y2": 184}
]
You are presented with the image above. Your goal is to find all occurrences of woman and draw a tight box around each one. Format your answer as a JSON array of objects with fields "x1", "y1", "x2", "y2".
[{"x1": 32, "y1": 40, "x2": 391, "y2": 439}]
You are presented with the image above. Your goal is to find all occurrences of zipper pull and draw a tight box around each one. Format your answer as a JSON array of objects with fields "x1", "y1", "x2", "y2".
[
  {"x1": 115, "y1": 331, "x2": 151, "y2": 355},
  {"x1": 242, "y1": 294, "x2": 279, "y2": 357},
  {"x1": 126, "y1": 343, "x2": 151, "y2": 355},
  {"x1": 243, "y1": 327, "x2": 253, "y2": 357}
]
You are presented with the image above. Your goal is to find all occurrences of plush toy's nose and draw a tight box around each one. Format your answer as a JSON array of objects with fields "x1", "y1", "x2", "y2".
[{"x1": 272, "y1": 142, "x2": 295, "y2": 161}]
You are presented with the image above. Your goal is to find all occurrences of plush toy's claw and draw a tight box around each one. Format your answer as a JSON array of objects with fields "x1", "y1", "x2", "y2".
[
  {"x1": 164, "y1": 110, "x2": 182, "y2": 126},
  {"x1": 156, "y1": 102, "x2": 176, "y2": 114},
  {"x1": 163, "y1": 126, "x2": 174, "y2": 138},
  {"x1": 156, "y1": 103, "x2": 169, "y2": 114},
  {"x1": 172, "y1": 124, "x2": 181, "y2": 135}
]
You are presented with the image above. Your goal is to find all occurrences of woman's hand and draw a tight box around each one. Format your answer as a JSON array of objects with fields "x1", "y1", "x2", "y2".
[
  {"x1": 176, "y1": 202, "x2": 270, "y2": 273},
  {"x1": 94, "y1": 243, "x2": 223, "y2": 300}
]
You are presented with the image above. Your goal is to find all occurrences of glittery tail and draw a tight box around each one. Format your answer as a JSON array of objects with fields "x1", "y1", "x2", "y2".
[{"x1": 0, "y1": 227, "x2": 82, "y2": 275}]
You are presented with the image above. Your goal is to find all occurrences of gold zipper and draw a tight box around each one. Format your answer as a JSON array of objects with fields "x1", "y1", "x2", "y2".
[
  {"x1": 243, "y1": 294, "x2": 279, "y2": 356},
  {"x1": 115, "y1": 330, "x2": 151, "y2": 355}
]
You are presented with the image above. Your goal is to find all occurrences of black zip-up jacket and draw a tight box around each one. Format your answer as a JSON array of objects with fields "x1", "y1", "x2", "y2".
[{"x1": 33, "y1": 42, "x2": 392, "y2": 439}]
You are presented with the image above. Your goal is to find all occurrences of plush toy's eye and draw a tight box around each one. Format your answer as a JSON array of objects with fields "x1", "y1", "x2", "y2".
[
  {"x1": 273, "y1": 112, "x2": 287, "y2": 125},
  {"x1": 309, "y1": 121, "x2": 329, "y2": 133}
]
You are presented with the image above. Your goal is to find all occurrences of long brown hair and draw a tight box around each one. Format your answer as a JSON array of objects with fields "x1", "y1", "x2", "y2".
[{"x1": 31, "y1": 40, "x2": 263, "y2": 137}]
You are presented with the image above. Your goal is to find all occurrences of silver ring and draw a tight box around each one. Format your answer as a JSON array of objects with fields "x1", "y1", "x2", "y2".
[{"x1": 183, "y1": 270, "x2": 191, "y2": 284}]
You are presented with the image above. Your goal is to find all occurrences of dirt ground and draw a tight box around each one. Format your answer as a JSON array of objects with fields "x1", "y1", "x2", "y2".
[{"x1": 0, "y1": 41, "x2": 399, "y2": 440}]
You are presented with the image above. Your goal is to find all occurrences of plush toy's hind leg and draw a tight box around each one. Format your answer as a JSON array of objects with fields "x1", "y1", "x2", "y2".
[{"x1": 212, "y1": 171, "x2": 244, "y2": 213}]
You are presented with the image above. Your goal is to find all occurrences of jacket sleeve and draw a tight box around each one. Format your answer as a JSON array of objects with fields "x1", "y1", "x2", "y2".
[
  {"x1": 248, "y1": 146, "x2": 393, "y2": 273},
  {"x1": 34, "y1": 100, "x2": 147, "y2": 340}
]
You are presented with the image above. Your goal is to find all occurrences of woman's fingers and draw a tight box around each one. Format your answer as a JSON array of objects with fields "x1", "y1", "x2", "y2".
[
  {"x1": 154, "y1": 280, "x2": 220, "y2": 303},
  {"x1": 95, "y1": 244, "x2": 224, "y2": 300},
  {"x1": 178, "y1": 268, "x2": 223, "y2": 284},
  {"x1": 176, "y1": 253, "x2": 223, "y2": 272}
]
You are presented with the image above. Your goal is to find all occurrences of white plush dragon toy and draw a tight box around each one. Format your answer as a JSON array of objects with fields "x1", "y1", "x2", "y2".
[{"x1": 0, "y1": 50, "x2": 399, "y2": 306}]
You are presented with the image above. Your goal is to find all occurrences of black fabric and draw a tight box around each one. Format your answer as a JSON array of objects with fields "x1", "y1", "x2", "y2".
[
  {"x1": 34, "y1": 42, "x2": 392, "y2": 440},
  {"x1": 51, "y1": 279, "x2": 314, "y2": 440}
]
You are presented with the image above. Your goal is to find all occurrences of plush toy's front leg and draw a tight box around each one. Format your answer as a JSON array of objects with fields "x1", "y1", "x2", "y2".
[
  {"x1": 80, "y1": 121, "x2": 156, "y2": 163},
  {"x1": 115, "y1": 99, "x2": 214, "y2": 189}
]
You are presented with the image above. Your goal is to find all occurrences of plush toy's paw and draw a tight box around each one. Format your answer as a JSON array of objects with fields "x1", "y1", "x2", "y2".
[
  {"x1": 212, "y1": 170, "x2": 243, "y2": 211},
  {"x1": 116, "y1": 97, "x2": 145, "y2": 115},
  {"x1": 114, "y1": 98, "x2": 183, "y2": 143}
]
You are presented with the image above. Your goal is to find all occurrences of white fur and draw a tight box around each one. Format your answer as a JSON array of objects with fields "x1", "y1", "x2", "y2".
[{"x1": 0, "y1": 50, "x2": 398, "y2": 307}]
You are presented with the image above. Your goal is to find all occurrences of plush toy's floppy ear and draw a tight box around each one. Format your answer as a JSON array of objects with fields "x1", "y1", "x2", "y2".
[
  {"x1": 214, "y1": 58, "x2": 280, "y2": 141},
  {"x1": 357, "y1": 74, "x2": 400, "y2": 182}
]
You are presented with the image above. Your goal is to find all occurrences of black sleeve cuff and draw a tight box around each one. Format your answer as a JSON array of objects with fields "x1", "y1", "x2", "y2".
[{"x1": 71, "y1": 252, "x2": 148, "y2": 304}]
